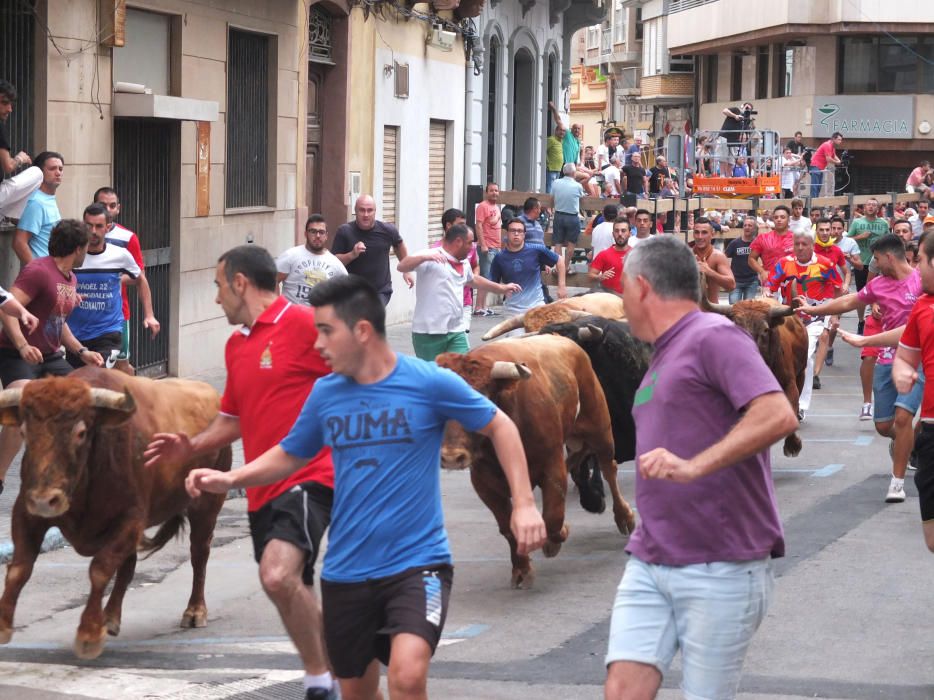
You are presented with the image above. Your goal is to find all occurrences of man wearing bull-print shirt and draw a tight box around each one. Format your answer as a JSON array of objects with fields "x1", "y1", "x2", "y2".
[
  {"x1": 604, "y1": 235, "x2": 797, "y2": 700},
  {"x1": 184, "y1": 274, "x2": 547, "y2": 700}
]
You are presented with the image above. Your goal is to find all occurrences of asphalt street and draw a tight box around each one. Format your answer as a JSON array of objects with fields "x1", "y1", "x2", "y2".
[{"x1": 0, "y1": 288, "x2": 932, "y2": 700}]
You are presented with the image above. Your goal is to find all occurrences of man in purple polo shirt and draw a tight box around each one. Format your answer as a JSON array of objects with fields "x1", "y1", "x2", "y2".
[{"x1": 604, "y1": 235, "x2": 798, "y2": 700}]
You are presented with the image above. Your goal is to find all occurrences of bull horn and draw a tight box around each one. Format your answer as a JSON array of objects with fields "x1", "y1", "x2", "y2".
[
  {"x1": 578, "y1": 324, "x2": 604, "y2": 342},
  {"x1": 0, "y1": 388, "x2": 23, "y2": 409},
  {"x1": 767, "y1": 304, "x2": 795, "y2": 320},
  {"x1": 89, "y1": 387, "x2": 136, "y2": 413},
  {"x1": 703, "y1": 300, "x2": 734, "y2": 318},
  {"x1": 482, "y1": 312, "x2": 528, "y2": 341},
  {"x1": 567, "y1": 310, "x2": 592, "y2": 320},
  {"x1": 490, "y1": 361, "x2": 533, "y2": 380}
]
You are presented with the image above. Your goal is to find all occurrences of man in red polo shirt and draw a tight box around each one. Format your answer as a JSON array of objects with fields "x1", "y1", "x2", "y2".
[
  {"x1": 145, "y1": 245, "x2": 338, "y2": 700},
  {"x1": 749, "y1": 205, "x2": 795, "y2": 294},
  {"x1": 589, "y1": 217, "x2": 631, "y2": 294}
]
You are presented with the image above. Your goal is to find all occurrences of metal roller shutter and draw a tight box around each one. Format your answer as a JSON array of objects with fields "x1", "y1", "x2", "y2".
[
  {"x1": 382, "y1": 126, "x2": 399, "y2": 224},
  {"x1": 428, "y1": 120, "x2": 448, "y2": 244}
]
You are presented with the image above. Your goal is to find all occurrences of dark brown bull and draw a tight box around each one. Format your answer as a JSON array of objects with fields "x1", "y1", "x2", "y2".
[
  {"x1": 0, "y1": 368, "x2": 231, "y2": 659},
  {"x1": 704, "y1": 298, "x2": 808, "y2": 456},
  {"x1": 437, "y1": 335, "x2": 635, "y2": 588}
]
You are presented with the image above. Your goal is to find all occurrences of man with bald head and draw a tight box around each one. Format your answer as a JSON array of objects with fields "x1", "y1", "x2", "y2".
[{"x1": 332, "y1": 195, "x2": 413, "y2": 306}]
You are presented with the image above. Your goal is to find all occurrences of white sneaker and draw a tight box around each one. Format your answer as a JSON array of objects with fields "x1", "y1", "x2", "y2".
[
  {"x1": 885, "y1": 480, "x2": 906, "y2": 503},
  {"x1": 859, "y1": 403, "x2": 873, "y2": 421}
]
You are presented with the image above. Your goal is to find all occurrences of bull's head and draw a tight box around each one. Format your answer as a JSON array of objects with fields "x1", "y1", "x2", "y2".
[
  {"x1": 0, "y1": 378, "x2": 137, "y2": 518},
  {"x1": 703, "y1": 299, "x2": 795, "y2": 359},
  {"x1": 435, "y1": 354, "x2": 532, "y2": 470}
]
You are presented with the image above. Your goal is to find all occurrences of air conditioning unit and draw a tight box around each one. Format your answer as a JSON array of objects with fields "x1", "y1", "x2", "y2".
[{"x1": 427, "y1": 24, "x2": 456, "y2": 52}]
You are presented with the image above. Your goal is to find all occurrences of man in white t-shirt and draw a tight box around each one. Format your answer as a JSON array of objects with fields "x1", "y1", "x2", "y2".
[
  {"x1": 276, "y1": 214, "x2": 347, "y2": 305},
  {"x1": 788, "y1": 198, "x2": 811, "y2": 236},
  {"x1": 603, "y1": 155, "x2": 622, "y2": 197},
  {"x1": 626, "y1": 208, "x2": 654, "y2": 248},
  {"x1": 590, "y1": 203, "x2": 619, "y2": 259},
  {"x1": 397, "y1": 223, "x2": 519, "y2": 361}
]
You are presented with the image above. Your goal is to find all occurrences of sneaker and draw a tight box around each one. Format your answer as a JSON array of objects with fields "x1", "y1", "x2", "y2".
[
  {"x1": 797, "y1": 409, "x2": 805, "y2": 422},
  {"x1": 825, "y1": 348, "x2": 834, "y2": 366},
  {"x1": 885, "y1": 480, "x2": 906, "y2": 503},
  {"x1": 909, "y1": 450, "x2": 919, "y2": 471},
  {"x1": 485, "y1": 309, "x2": 498, "y2": 316},
  {"x1": 813, "y1": 375, "x2": 821, "y2": 390},
  {"x1": 473, "y1": 308, "x2": 487, "y2": 317},
  {"x1": 305, "y1": 685, "x2": 340, "y2": 700},
  {"x1": 859, "y1": 403, "x2": 873, "y2": 421}
]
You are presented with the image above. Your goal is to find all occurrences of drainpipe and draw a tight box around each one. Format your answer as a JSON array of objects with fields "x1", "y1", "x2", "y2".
[{"x1": 464, "y1": 56, "x2": 474, "y2": 209}]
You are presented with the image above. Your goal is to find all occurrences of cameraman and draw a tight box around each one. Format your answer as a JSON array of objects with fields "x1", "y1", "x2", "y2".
[
  {"x1": 810, "y1": 132, "x2": 843, "y2": 198},
  {"x1": 720, "y1": 102, "x2": 753, "y2": 154}
]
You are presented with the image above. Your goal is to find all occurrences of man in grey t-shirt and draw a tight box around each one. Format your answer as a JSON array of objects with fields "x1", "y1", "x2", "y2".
[{"x1": 276, "y1": 214, "x2": 347, "y2": 305}]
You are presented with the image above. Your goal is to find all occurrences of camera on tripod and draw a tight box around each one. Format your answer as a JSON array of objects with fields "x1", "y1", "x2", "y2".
[
  {"x1": 741, "y1": 107, "x2": 758, "y2": 130},
  {"x1": 840, "y1": 149, "x2": 853, "y2": 166}
]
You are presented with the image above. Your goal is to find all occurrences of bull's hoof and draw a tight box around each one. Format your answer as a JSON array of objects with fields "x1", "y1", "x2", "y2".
[
  {"x1": 73, "y1": 630, "x2": 106, "y2": 659},
  {"x1": 542, "y1": 540, "x2": 563, "y2": 558},
  {"x1": 180, "y1": 606, "x2": 208, "y2": 629},
  {"x1": 783, "y1": 434, "x2": 802, "y2": 458},
  {"x1": 615, "y1": 507, "x2": 636, "y2": 536},
  {"x1": 104, "y1": 613, "x2": 121, "y2": 637},
  {"x1": 579, "y1": 492, "x2": 606, "y2": 514},
  {"x1": 511, "y1": 566, "x2": 535, "y2": 589},
  {"x1": 0, "y1": 626, "x2": 12, "y2": 645}
]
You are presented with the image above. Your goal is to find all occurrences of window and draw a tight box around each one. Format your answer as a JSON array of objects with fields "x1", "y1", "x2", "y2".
[
  {"x1": 308, "y1": 5, "x2": 333, "y2": 63},
  {"x1": 602, "y1": 23, "x2": 611, "y2": 55},
  {"x1": 838, "y1": 35, "x2": 934, "y2": 94},
  {"x1": 704, "y1": 54, "x2": 718, "y2": 103},
  {"x1": 642, "y1": 20, "x2": 663, "y2": 76},
  {"x1": 634, "y1": 8, "x2": 643, "y2": 41},
  {"x1": 670, "y1": 54, "x2": 694, "y2": 74},
  {"x1": 730, "y1": 54, "x2": 742, "y2": 101},
  {"x1": 226, "y1": 29, "x2": 274, "y2": 209},
  {"x1": 586, "y1": 26, "x2": 600, "y2": 50},
  {"x1": 756, "y1": 46, "x2": 769, "y2": 100},
  {"x1": 771, "y1": 44, "x2": 793, "y2": 98},
  {"x1": 613, "y1": 0, "x2": 625, "y2": 44},
  {"x1": 485, "y1": 37, "x2": 500, "y2": 186},
  {"x1": 113, "y1": 9, "x2": 172, "y2": 95}
]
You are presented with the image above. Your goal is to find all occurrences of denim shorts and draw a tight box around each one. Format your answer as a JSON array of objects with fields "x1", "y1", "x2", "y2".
[
  {"x1": 872, "y1": 362, "x2": 925, "y2": 423},
  {"x1": 606, "y1": 555, "x2": 774, "y2": 700},
  {"x1": 552, "y1": 211, "x2": 581, "y2": 244}
]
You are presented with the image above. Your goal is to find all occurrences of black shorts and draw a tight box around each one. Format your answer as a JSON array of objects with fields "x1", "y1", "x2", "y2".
[
  {"x1": 247, "y1": 481, "x2": 333, "y2": 584},
  {"x1": 913, "y1": 426, "x2": 934, "y2": 522},
  {"x1": 65, "y1": 331, "x2": 124, "y2": 369},
  {"x1": 854, "y1": 267, "x2": 869, "y2": 292},
  {"x1": 321, "y1": 563, "x2": 453, "y2": 679},
  {"x1": 0, "y1": 348, "x2": 72, "y2": 386}
]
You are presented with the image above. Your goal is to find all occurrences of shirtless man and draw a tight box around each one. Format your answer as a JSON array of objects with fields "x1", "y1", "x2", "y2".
[{"x1": 693, "y1": 217, "x2": 735, "y2": 303}]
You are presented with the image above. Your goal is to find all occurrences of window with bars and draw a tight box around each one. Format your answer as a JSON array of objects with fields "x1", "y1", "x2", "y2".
[
  {"x1": 0, "y1": 1, "x2": 35, "y2": 157},
  {"x1": 226, "y1": 29, "x2": 274, "y2": 209},
  {"x1": 427, "y1": 120, "x2": 448, "y2": 245}
]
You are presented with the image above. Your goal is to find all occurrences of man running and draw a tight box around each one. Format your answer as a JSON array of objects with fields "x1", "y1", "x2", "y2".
[
  {"x1": 749, "y1": 205, "x2": 794, "y2": 293},
  {"x1": 692, "y1": 217, "x2": 735, "y2": 304},
  {"x1": 798, "y1": 234, "x2": 922, "y2": 502},
  {"x1": 184, "y1": 274, "x2": 547, "y2": 700}
]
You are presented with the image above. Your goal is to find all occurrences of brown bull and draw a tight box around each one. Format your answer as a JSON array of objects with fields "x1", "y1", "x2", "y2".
[
  {"x1": 0, "y1": 368, "x2": 231, "y2": 659},
  {"x1": 704, "y1": 298, "x2": 808, "y2": 456},
  {"x1": 482, "y1": 292, "x2": 625, "y2": 340},
  {"x1": 437, "y1": 335, "x2": 635, "y2": 588}
]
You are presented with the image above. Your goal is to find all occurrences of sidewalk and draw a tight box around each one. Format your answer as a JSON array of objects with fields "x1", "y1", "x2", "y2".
[{"x1": 0, "y1": 282, "x2": 589, "y2": 559}]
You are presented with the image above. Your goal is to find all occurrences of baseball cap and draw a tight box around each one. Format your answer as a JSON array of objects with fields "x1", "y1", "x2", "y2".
[{"x1": 924, "y1": 214, "x2": 934, "y2": 226}]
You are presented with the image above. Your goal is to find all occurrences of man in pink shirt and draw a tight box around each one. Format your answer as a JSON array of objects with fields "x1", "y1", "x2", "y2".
[
  {"x1": 810, "y1": 132, "x2": 843, "y2": 198},
  {"x1": 748, "y1": 205, "x2": 794, "y2": 293},
  {"x1": 474, "y1": 182, "x2": 503, "y2": 316}
]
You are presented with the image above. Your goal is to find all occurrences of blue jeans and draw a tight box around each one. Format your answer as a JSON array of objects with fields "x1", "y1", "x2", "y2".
[
  {"x1": 546, "y1": 170, "x2": 560, "y2": 193},
  {"x1": 809, "y1": 166, "x2": 824, "y2": 198},
  {"x1": 606, "y1": 556, "x2": 774, "y2": 699},
  {"x1": 729, "y1": 280, "x2": 760, "y2": 304},
  {"x1": 479, "y1": 248, "x2": 498, "y2": 278}
]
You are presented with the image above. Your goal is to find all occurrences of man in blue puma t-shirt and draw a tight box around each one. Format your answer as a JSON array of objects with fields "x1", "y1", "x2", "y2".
[{"x1": 184, "y1": 274, "x2": 547, "y2": 700}]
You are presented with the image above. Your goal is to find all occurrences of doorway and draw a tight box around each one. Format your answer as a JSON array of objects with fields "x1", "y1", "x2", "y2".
[{"x1": 511, "y1": 49, "x2": 535, "y2": 191}]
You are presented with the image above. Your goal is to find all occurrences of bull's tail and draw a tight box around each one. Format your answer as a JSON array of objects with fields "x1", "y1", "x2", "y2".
[{"x1": 139, "y1": 514, "x2": 187, "y2": 559}]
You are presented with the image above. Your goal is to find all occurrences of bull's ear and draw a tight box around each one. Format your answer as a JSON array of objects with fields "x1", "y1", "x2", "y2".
[{"x1": 0, "y1": 388, "x2": 23, "y2": 426}]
